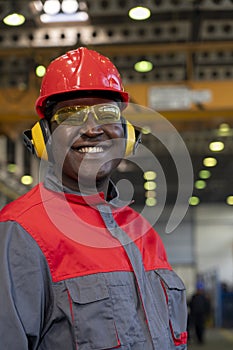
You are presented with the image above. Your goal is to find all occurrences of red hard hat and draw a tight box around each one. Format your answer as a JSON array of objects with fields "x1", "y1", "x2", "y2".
[{"x1": 35, "y1": 47, "x2": 129, "y2": 118}]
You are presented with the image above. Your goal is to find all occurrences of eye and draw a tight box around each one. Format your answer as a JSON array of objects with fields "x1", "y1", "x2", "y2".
[
  {"x1": 65, "y1": 115, "x2": 84, "y2": 125},
  {"x1": 97, "y1": 105, "x2": 120, "y2": 121},
  {"x1": 55, "y1": 107, "x2": 86, "y2": 124}
]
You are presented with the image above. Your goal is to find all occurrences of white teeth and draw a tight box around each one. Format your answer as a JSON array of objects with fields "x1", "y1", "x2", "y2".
[{"x1": 78, "y1": 146, "x2": 104, "y2": 153}]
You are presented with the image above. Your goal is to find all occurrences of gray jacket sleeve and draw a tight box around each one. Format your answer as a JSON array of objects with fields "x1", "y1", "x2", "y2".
[{"x1": 0, "y1": 221, "x2": 53, "y2": 350}]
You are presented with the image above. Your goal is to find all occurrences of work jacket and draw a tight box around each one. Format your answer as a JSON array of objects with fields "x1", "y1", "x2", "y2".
[{"x1": 0, "y1": 171, "x2": 187, "y2": 350}]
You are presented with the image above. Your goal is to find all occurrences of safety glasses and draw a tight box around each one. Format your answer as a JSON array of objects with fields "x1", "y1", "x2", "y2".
[{"x1": 51, "y1": 103, "x2": 121, "y2": 126}]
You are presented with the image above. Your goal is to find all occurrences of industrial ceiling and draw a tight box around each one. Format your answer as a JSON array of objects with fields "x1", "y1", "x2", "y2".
[
  {"x1": 1, "y1": 0, "x2": 233, "y2": 85},
  {"x1": 0, "y1": 0, "x2": 233, "y2": 206}
]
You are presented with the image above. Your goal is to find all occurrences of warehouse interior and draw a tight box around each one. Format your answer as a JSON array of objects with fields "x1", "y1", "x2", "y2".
[{"x1": 0, "y1": 0, "x2": 233, "y2": 334}]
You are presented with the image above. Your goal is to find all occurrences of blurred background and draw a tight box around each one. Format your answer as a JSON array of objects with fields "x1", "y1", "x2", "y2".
[{"x1": 0, "y1": 0, "x2": 233, "y2": 345}]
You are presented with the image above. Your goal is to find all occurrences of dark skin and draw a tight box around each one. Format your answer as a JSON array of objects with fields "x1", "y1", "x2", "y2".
[{"x1": 50, "y1": 97, "x2": 126, "y2": 197}]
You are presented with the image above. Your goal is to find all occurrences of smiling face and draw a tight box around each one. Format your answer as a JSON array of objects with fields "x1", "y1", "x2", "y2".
[{"x1": 49, "y1": 96, "x2": 126, "y2": 196}]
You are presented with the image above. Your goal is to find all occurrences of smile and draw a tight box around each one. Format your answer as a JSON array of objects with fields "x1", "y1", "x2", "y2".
[{"x1": 75, "y1": 146, "x2": 105, "y2": 153}]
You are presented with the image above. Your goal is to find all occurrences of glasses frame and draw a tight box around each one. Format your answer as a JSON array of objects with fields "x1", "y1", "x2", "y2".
[{"x1": 50, "y1": 103, "x2": 121, "y2": 126}]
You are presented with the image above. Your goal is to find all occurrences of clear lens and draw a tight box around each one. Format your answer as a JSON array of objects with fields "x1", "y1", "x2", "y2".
[
  {"x1": 51, "y1": 104, "x2": 121, "y2": 125},
  {"x1": 55, "y1": 106, "x2": 86, "y2": 125},
  {"x1": 94, "y1": 104, "x2": 120, "y2": 122}
]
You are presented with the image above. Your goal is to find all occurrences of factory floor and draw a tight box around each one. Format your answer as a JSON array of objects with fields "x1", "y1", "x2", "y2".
[{"x1": 188, "y1": 327, "x2": 233, "y2": 350}]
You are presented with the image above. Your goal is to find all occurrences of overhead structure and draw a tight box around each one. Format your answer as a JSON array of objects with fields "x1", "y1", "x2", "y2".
[{"x1": 0, "y1": 0, "x2": 233, "y2": 205}]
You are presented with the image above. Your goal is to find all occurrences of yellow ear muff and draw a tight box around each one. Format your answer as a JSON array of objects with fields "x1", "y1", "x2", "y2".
[
  {"x1": 31, "y1": 120, "x2": 49, "y2": 160},
  {"x1": 124, "y1": 120, "x2": 136, "y2": 157},
  {"x1": 27, "y1": 118, "x2": 138, "y2": 160}
]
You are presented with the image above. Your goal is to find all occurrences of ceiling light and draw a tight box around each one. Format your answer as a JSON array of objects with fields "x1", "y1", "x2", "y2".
[
  {"x1": 3, "y1": 13, "x2": 25, "y2": 26},
  {"x1": 43, "y1": 0, "x2": 61, "y2": 15},
  {"x1": 143, "y1": 171, "x2": 157, "y2": 181},
  {"x1": 144, "y1": 181, "x2": 157, "y2": 191},
  {"x1": 209, "y1": 141, "x2": 224, "y2": 152},
  {"x1": 195, "y1": 180, "x2": 206, "y2": 190},
  {"x1": 129, "y1": 6, "x2": 151, "y2": 20},
  {"x1": 40, "y1": 11, "x2": 88, "y2": 23},
  {"x1": 219, "y1": 123, "x2": 230, "y2": 132},
  {"x1": 134, "y1": 60, "x2": 153, "y2": 73},
  {"x1": 32, "y1": 1, "x2": 43, "y2": 12},
  {"x1": 226, "y1": 196, "x2": 233, "y2": 205},
  {"x1": 7, "y1": 163, "x2": 17, "y2": 173},
  {"x1": 145, "y1": 190, "x2": 156, "y2": 198},
  {"x1": 146, "y1": 197, "x2": 157, "y2": 206},
  {"x1": 35, "y1": 65, "x2": 46, "y2": 78},
  {"x1": 21, "y1": 175, "x2": 33, "y2": 186},
  {"x1": 189, "y1": 196, "x2": 200, "y2": 206},
  {"x1": 203, "y1": 157, "x2": 217, "y2": 167},
  {"x1": 62, "y1": 0, "x2": 79, "y2": 14},
  {"x1": 199, "y1": 170, "x2": 211, "y2": 179},
  {"x1": 217, "y1": 123, "x2": 231, "y2": 137}
]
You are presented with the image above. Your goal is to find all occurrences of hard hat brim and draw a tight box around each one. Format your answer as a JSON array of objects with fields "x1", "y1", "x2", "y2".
[{"x1": 36, "y1": 88, "x2": 129, "y2": 118}]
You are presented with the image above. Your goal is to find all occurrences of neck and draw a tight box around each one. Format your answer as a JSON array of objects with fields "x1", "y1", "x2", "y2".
[{"x1": 61, "y1": 174, "x2": 110, "y2": 198}]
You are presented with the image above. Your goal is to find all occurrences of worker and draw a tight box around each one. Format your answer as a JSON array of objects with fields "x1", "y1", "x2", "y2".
[{"x1": 0, "y1": 47, "x2": 188, "y2": 349}]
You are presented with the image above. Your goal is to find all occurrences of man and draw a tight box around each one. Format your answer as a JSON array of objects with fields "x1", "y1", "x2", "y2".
[
  {"x1": 189, "y1": 282, "x2": 211, "y2": 344},
  {"x1": 0, "y1": 47, "x2": 188, "y2": 349}
]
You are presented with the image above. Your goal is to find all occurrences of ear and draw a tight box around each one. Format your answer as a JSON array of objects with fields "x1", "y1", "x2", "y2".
[{"x1": 23, "y1": 119, "x2": 51, "y2": 160}]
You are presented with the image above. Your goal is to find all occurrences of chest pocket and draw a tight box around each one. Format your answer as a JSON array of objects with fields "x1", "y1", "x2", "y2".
[
  {"x1": 65, "y1": 275, "x2": 120, "y2": 350},
  {"x1": 154, "y1": 270, "x2": 188, "y2": 349}
]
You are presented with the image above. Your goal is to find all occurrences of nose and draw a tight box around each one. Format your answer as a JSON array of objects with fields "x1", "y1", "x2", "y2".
[{"x1": 79, "y1": 113, "x2": 104, "y2": 137}]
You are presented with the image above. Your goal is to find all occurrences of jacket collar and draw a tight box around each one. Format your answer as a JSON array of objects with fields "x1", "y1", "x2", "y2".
[{"x1": 43, "y1": 163, "x2": 131, "y2": 208}]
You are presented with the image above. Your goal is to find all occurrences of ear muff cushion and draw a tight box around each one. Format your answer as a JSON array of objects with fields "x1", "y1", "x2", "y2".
[
  {"x1": 124, "y1": 120, "x2": 136, "y2": 157},
  {"x1": 31, "y1": 120, "x2": 50, "y2": 160}
]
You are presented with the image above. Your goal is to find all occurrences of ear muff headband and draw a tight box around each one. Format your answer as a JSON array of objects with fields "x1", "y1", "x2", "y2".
[
  {"x1": 31, "y1": 120, "x2": 50, "y2": 160},
  {"x1": 124, "y1": 120, "x2": 136, "y2": 157}
]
